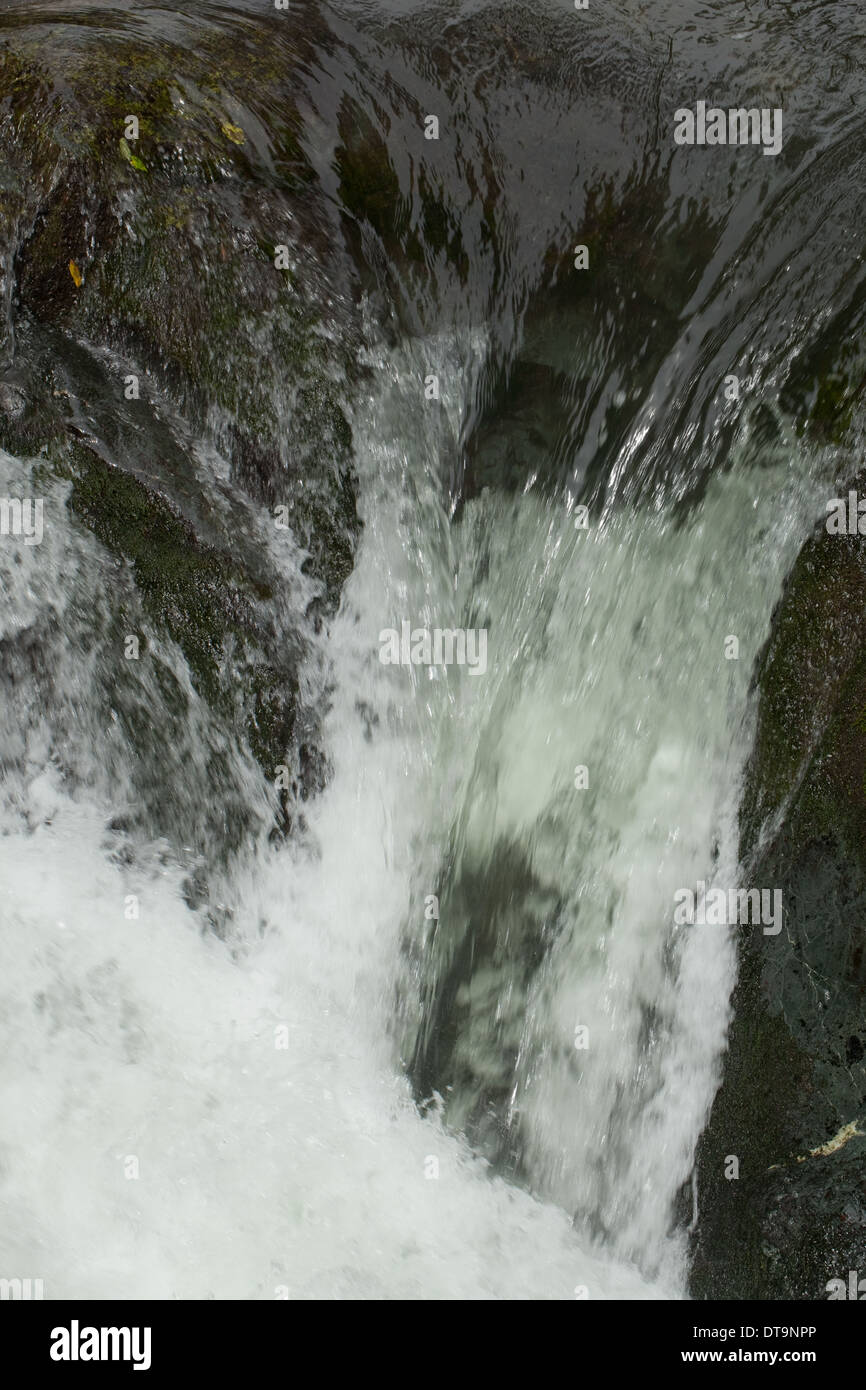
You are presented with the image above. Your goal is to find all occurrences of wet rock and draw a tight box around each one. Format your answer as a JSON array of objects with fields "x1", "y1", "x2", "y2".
[
  {"x1": 692, "y1": 500, "x2": 866, "y2": 1299},
  {"x1": 0, "y1": 19, "x2": 364, "y2": 837},
  {"x1": 780, "y1": 287, "x2": 866, "y2": 445},
  {"x1": 1, "y1": 20, "x2": 362, "y2": 581}
]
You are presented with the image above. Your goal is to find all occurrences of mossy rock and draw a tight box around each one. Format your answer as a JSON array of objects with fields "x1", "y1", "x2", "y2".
[
  {"x1": 0, "y1": 329, "x2": 310, "y2": 843},
  {"x1": 780, "y1": 283, "x2": 866, "y2": 445},
  {"x1": 0, "y1": 18, "x2": 366, "y2": 854},
  {"x1": 1, "y1": 29, "x2": 361, "y2": 611},
  {"x1": 692, "y1": 498, "x2": 866, "y2": 1298}
]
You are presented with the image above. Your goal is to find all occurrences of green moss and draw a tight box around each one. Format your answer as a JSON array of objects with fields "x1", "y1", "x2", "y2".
[
  {"x1": 67, "y1": 442, "x2": 241, "y2": 704},
  {"x1": 740, "y1": 528, "x2": 866, "y2": 865},
  {"x1": 2, "y1": 29, "x2": 360, "y2": 605},
  {"x1": 62, "y1": 439, "x2": 298, "y2": 788},
  {"x1": 780, "y1": 282, "x2": 866, "y2": 443},
  {"x1": 695, "y1": 478, "x2": 866, "y2": 1297},
  {"x1": 0, "y1": 20, "x2": 360, "y2": 838}
]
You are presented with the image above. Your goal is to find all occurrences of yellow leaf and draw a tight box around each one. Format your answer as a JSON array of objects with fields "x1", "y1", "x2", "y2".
[
  {"x1": 119, "y1": 138, "x2": 147, "y2": 172},
  {"x1": 68, "y1": 260, "x2": 83, "y2": 288},
  {"x1": 221, "y1": 121, "x2": 245, "y2": 145}
]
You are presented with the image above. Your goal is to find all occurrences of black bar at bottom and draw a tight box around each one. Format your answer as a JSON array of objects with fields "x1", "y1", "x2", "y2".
[{"x1": 3, "y1": 1298, "x2": 858, "y2": 1375}]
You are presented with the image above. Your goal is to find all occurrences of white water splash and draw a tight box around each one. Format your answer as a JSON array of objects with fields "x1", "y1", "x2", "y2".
[{"x1": 0, "y1": 355, "x2": 830, "y2": 1298}]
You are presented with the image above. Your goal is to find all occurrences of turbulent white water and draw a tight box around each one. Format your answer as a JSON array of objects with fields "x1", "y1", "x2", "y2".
[{"x1": 0, "y1": 342, "x2": 831, "y2": 1299}]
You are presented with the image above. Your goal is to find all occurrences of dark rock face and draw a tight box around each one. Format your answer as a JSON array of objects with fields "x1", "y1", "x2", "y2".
[
  {"x1": 0, "y1": 16, "x2": 364, "y2": 848},
  {"x1": 692, "y1": 518, "x2": 866, "y2": 1299}
]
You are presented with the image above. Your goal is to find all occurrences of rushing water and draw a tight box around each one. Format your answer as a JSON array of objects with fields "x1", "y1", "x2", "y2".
[{"x1": 0, "y1": 0, "x2": 863, "y2": 1299}]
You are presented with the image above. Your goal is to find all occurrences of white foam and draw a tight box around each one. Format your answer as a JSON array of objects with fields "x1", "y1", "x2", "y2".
[{"x1": 0, "y1": 370, "x2": 829, "y2": 1300}]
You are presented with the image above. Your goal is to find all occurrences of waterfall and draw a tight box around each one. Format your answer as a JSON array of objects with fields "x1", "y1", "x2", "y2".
[{"x1": 0, "y1": 0, "x2": 862, "y2": 1302}]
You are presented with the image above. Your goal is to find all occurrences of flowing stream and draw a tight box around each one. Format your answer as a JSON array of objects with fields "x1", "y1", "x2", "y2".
[{"x1": 0, "y1": 0, "x2": 863, "y2": 1300}]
